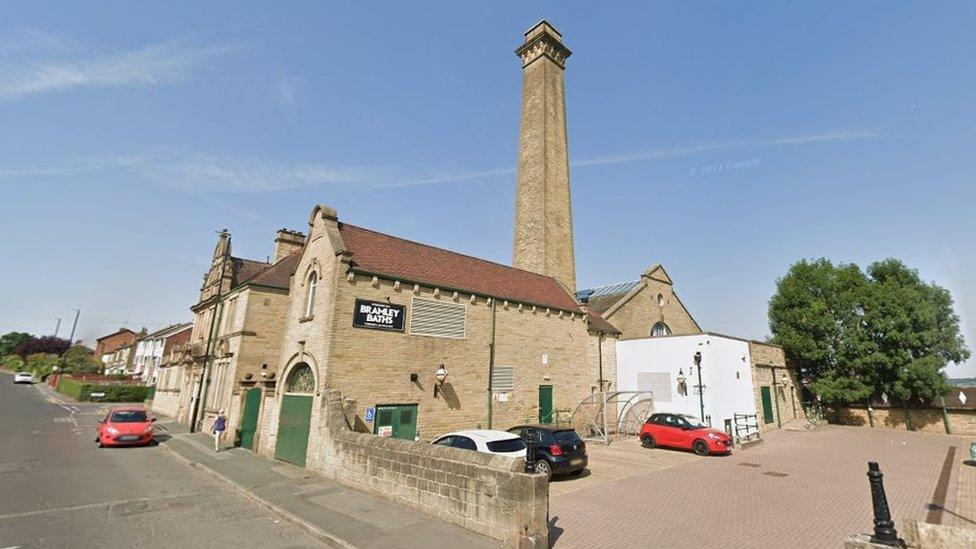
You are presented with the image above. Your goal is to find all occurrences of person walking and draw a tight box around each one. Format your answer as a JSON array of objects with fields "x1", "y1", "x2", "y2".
[{"x1": 213, "y1": 409, "x2": 227, "y2": 452}]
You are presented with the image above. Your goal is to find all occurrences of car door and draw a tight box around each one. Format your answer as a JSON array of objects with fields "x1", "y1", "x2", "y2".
[{"x1": 658, "y1": 414, "x2": 683, "y2": 446}]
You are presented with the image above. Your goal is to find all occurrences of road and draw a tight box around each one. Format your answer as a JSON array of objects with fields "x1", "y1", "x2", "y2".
[{"x1": 0, "y1": 372, "x2": 323, "y2": 548}]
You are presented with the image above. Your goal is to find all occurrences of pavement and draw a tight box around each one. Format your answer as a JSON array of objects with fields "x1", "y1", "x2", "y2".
[
  {"x1": 156, "y1": 424, "x2": 499, "y2": 549},
  {"x1": 13, "y1": 375, "x2": 499, "y2": 549},
  {"x1": 0, "y1": 371, "x2": 322, "y2": 548},
  {"x1": 550, "y1": 424, "x2": 976, "y2": 548}
]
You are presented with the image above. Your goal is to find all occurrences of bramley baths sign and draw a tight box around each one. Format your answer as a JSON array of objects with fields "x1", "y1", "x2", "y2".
[{"x1": 353, "y1": 299, "x2": 405, "y2": 331}]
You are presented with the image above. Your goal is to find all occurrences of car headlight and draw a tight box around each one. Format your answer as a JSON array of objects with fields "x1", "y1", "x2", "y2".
[
  {"x1": 107, "y1": 427, "x2": 120, "y2": 435},
  {"x1": 143, "y1": 426, "x2": 154, "y2": 434},
  {"x1": 707, "y1": 433, "x2": 722, "y2": 440}
]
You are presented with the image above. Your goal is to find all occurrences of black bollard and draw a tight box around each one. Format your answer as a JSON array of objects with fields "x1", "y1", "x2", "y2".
[
  {"x1": 867, "y1": 462, "x2": 904, "y2": 547},
  {"x1": 524, "y1": 437, "x2": 536, "y2": 474}
]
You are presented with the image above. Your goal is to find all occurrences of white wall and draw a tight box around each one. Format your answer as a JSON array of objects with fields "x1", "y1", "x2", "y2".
[{"x1": 616, "y1": 334, "x2": 758, "y2": 429}]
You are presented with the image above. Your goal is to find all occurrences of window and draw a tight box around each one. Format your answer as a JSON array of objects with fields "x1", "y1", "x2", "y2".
[
  {"x1": 285, "y1": 363, "x2": 315, "y2": 394},
  {"x1": 491, "y1": 366, "x2": 515, "y2": 393},
  {"x1": 657, "y1": 293, "x2": 664, "y2": 307},
  {"x1": 433, "y1": 436, "x2": 454, "y2": 446},
  {"x1": 637, "y1": 372, "x2": 672, "y2": 402},
  {"x1": 651, "y1": 321, "x2": 671, "y2": 337},
  {"x1": 223, "y1": 298, "x2": 237, "y2": 334},
  {"x1": 304, "y1": 272, "x2": 317, "y2": 317},
  {"x1": 487, "y1": 438, "x2": 526, "y2": 453},
  {"x1": 409, "y1": 298, "x2": 466, "y2": 339},
  {"x1": 452, "y1": 436, "x2": 477, "y2": 451}
]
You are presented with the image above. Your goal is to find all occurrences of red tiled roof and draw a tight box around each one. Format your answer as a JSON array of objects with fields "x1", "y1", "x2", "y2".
[
  {"x1": 339, "y1": 223, "x2": 582, "y2": 312},
  {"x1": 246, "y1": 252, "x2": 300, "y2": 289},
  {"x1": 586, "y1": 311, "x2": 621, "y2": 335}
]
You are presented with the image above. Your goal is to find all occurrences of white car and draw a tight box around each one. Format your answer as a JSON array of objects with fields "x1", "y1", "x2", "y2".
[
  {"x1": 13, "y1": 372, "x2": 33, "y2": 384},
  {"x1": 432, "y1": 429, "x2": 527, "y2": 458}
]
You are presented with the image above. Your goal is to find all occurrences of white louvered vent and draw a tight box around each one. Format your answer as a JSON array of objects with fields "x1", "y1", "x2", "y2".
[
  {"x1": 491, "y1": 366, "x2": 515, "y2": 393},
  {"x1": 637, "y1": 372, "x2": 672, "y2": 402},
  {"x1": 409, "y1": 298, "x2": 466, "y2": 339}
]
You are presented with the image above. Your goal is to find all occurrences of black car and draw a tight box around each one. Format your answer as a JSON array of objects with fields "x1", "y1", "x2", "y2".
[{"x1": 507, "y1": 425, "x2": 587, "y2": 480}]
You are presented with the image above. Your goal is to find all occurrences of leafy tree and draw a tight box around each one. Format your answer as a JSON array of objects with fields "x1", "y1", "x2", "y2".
[
  {"x1": 2, "y1": 354, "x2": 25, "y2": 371},
  {"x1": 0, "y1": 332, "x2": 32, "y2": 357},
  {"x1": 14, "y1": 336, "x2": 70, "y2": 359},
  {"x1": 770, "y1": 258, "x2": 969, "y2": 406},
  {"x1": 26, "y1": 353, "x2": 59, "y2": 379},
  {"x1": 62, "y1": 345, "x2": 101, "y2": 374}
]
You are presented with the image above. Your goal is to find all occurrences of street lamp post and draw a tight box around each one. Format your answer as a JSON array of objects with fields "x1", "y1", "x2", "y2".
[{"x1": 694, "y1": 351, "x2": 705, "y2": 423}]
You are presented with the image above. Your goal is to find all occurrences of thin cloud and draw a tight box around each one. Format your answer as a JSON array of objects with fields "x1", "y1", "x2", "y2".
[
  {"x1": 573, "y1": 130, "x2": 880, "y2": 168},
  {"x1": 145, "y1": 155, "x2": 379, "y2": 192},
  {"x1": 0, "y1": 35, "x2": 237, "y2": 100}
]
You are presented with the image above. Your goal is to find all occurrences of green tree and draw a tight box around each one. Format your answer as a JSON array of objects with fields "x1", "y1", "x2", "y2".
[
  {"x1": 2, "y1": 354, "x2": 25, "y2": 371},
  {"x1": 0, "y1": 332, "x2": 32, "y2": 357},
  {"x1": 769, "y1": 258, "x2": 969, "y2": 406},
  {"x1": 62, "y1": 345, "x2": 101, "y2": 374},
  {"x1": 26, "y1": 353, "x2": 59, "y2": 379}
]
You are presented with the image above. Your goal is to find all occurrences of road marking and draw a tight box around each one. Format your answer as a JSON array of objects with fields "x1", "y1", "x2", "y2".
[{"x1": 0, "y1": 492, "x2": 207, "y2": 521}]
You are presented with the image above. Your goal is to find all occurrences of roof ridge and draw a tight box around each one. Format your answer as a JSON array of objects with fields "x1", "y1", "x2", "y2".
[{"x1": 341, "y1": 223, "x2": 565, "y2": 283}]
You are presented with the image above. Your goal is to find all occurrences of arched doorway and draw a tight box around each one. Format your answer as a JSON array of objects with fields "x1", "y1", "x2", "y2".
[{"x1": 274, "y1": 362, "x2": 315, "y2": 466}]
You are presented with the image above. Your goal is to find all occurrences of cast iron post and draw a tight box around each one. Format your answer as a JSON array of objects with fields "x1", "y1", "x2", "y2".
[
  {"x1": 867, "y1": 462, "x2": 903, "y2": 547},
  {"x1": 524, "y1": 436, "x2": 536, "y2": 474}
]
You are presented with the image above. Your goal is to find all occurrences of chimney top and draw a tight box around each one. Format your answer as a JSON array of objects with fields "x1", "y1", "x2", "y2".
[{"x1": 516, "y1": 20, "x2": 571, "y2": 69}]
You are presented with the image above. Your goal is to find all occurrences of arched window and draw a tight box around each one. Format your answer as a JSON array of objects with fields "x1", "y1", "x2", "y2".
[
  {"x1": 651, "y1": 321, "x2": 672, "y2": 337},
  {"x1": 657, "y1": 293, "x2": 665, "y2": 307},
  {"x1": 285, "y1": 363, "x2": 315, "y2": 394},
  {"x1": 304, "y1": 272, "x2": 317, "y2": 317}
]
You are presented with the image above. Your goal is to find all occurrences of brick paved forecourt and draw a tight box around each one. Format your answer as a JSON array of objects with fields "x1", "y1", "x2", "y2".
[{"x1": 550, "y1": 425, "x2": 975, "y2": 548}]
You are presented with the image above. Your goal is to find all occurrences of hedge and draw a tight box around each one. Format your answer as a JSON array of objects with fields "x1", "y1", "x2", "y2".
[{"x1": 56, "y1": 377, "x2": 152, "y2": 403}]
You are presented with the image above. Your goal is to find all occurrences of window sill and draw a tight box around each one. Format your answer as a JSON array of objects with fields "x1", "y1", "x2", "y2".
[{"x1": 299, "y1": 315, "x2": 314, "y2": 323}]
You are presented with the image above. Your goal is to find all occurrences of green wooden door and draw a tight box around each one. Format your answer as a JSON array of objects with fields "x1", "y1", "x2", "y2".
[
  {"x1": 374, "y1": 404, "x2": 418, "y2": 441},
  {"x1": 239, "y1": 387, "x2": 262, "y2": 450},
  {"x1": 275, "y1": 395, "x2": 313, "y2": 466},
  {"x1": 539, "y1": 385, "x2": 553, "y2": 424},
  {"x1": 761, "y1": 386, "x2": 775, "y2": 424}
]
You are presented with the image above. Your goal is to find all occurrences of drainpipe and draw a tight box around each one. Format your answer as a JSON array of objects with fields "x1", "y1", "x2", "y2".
[
  {"x1": 486, "y1": 298, "x2": 496, "y2": 429},
  {"x1": 190, "y1": 238, "x2": 229, "y2": 433},
  {"x1": 694, "y1": 351, "x2": 704, "y2": 423},
  {"x1": 597, "y1": 333, "x2": 605, "y2": 392},
  {"x1": 772, "y1": 368, "x2": 782, "y2": 428},
  {"x1": 941, "y1": 396, "x2": 952, "y2": 434}
]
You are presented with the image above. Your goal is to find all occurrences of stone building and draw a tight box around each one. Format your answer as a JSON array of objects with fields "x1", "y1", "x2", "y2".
[
  {"x1": 150, "y1": 324, "x2": 193, "y2": 418},
  {"x1": 154, "y1": 228, "x2": 303, "y2": 434},
  {"x1": 252, "y1": 205, "x2": 616, "y2": 466}
]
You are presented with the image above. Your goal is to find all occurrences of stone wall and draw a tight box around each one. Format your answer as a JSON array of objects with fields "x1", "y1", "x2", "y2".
[
  {"x1": 151, "y1": 387, "x2": 180, "y2": 418},
  {"x1": 827, "y1": 406, "x2": 973, "y2": 435},
  {"x1": 312, "y1": 389, "x2": 548, "y2": 548},
  {"x1": 604, "y1": 273, "x2": 701, "y2": 341},
  {"x1": 748, "y1": 342, "x2": 805, "y2": 432}
]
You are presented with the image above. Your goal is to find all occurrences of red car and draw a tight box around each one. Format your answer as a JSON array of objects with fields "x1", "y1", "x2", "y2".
[
  {"x1": 96, "y1": 407, "x2": 156, "y2": 447},
  {"x1": 639, "y1": 413, "x2": 732, "y2": 456}
]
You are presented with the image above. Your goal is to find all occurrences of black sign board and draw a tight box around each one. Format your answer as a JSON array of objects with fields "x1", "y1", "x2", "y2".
[{"x1": 353, "y1": 299, "x2": 405, "y2": 331}]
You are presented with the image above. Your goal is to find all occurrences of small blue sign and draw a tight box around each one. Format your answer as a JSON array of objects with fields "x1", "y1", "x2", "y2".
[{"x1": 364, "y1": 407, "x2": 376, "y2": 422}]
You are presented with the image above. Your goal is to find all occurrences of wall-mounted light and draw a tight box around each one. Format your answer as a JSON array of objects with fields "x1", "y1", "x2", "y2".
[
  {"x1": 410, "y1": 373, "x2": 419, "y2": 383},
  {"x1": 676, "y1": 368, "x2": 688, "y2": 396},
  {"x1": 434, "y1": 364, "x2": 448, "y2": 398}
]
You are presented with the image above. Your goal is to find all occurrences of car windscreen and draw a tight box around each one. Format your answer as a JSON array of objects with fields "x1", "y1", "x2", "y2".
[
  {"x1": 110, "y1": 410, "x2": 148, "y2": 423},
  {"x1": 486, "y1": 437, "x2": 526, "y2": 453},
  {"x1": 552, "y1": 430, "x2": 582, "y2": 444}
]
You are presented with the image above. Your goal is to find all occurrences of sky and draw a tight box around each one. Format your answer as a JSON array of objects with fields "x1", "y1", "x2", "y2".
[{"x1": 0, "y1": 2, "x2": 973, "y2": 376}]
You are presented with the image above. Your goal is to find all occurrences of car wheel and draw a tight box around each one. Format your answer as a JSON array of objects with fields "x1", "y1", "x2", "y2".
[
  {"x1": 693, "y1": 439, "x2": 710, "y2": 456},
  {"x1": 641, "y1": 434, "x2": 656, "y2": 448},
  {"x1": 534, "y1": 459, "x2": 553, "y2": 480}
]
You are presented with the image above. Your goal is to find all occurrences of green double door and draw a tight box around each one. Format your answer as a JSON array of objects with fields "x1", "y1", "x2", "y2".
[
  {"x1": 239, "y1": 387, "x2": 262, "y2": 450},
  {"x1": 275, "y1": 395, "x2": 313, "y2": 466},
  {"x1": 373, "y1": 404, "x2": 418, "y2": 441}
]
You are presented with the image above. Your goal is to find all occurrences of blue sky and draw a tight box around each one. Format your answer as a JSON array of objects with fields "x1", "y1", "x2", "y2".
[{"x1": 0, "y1": 2, "x2": 973, "y2": 376}]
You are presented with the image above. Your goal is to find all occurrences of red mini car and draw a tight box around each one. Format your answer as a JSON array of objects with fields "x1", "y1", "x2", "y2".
[
  {"x1": 639, "y1": 413, "x2": 732, "y2": 456},
  {"x1": 96, "y1": 407, "x2": 156, "y2": 447}
]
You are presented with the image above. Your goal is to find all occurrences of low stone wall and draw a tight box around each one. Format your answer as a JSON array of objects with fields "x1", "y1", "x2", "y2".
[
  {"x1": 309, "y1": 390, "x2": 549, "y2": 548},
  {"x1": 828, "y1": 406, "x2": 976, "y2": 435},
  {"x1": 845, "y1": 520, "x2": 976, "y2": 548}
]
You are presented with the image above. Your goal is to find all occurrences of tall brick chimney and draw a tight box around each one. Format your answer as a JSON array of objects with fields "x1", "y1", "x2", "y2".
[
  {"x1": 512, "y1": 21, "x2": 577, "y2": 293},
  {"x1": 273, "y1": 229, "x2": 305, "y2": 262}
]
